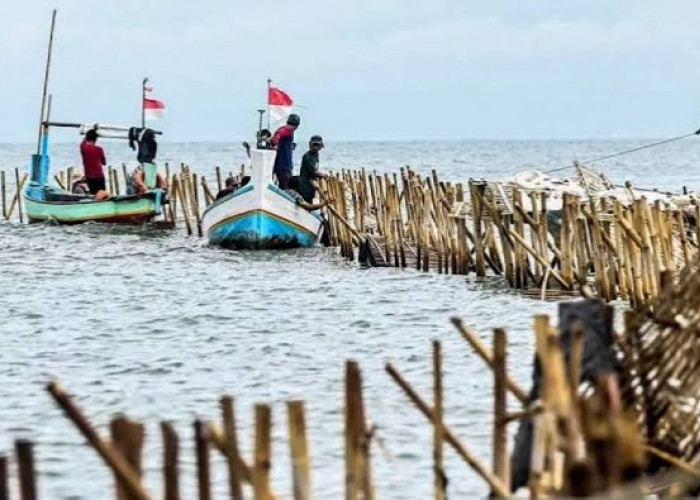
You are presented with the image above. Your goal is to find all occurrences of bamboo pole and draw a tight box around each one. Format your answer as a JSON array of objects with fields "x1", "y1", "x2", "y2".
[
  {"x1": 112, "y1": 167, "x2": 121, "y2": 196},
  {"x1": 215, "y1": 166, "x2": 223, "y2": 191},
  {"x1": 5, "y1": 173, "x2": 28, "y2": 220},
  {"x1": 169, "y1": 174, "x2": 179, "y2": 226},
  {"x1": 0, "y1": 455, "x2": 7, "y2": 500},
  {"x1": 45, "y1": 382, "x2": 155, "y2": 500},
  {"x1": 194, "y1": 420, "x2": 211, "y2": 500},
  {"x1": 54, "y1": 174, "x2": 65, "y2": 190},
  {"x1": 108, "y1": 166, "x2": 115, "y2": 193},
  {"x1": 433, "y1": 341, "x2": 446, "y2": 500},
  {"x1": 492, "y1": 329, "x2": 510, "y2": 494},
  {"x1": 385, "y1": 364, "x2": 511, "y2": 498},
  {"x1": 200, "y1": 177, "x2": 215, "y2": 206},
  {"x1": 1, "y1": 170, "x2": 6, "y2": 218},
  {"x1": 111, "y1": 416, "x2": 145, "y2": 500},
  {"x1": 220, "y1": 396, "x2": 245, "y2": 499},
  {"x1": 122, "y1": 163, "x2": 129, "y2": 193},
  {"x1": 15, "y1": 167, "x2": 24, "y2": 224},
  {"x1": 15, "y1": 440, "x2": 37, "y2": 500},
  {"x1": 253, "y1": 404, "x2": 273, "y2": 500},
  {"x1": 469, "y1": 181, "x2": 487, "y2": 276},
  {"x1": 160, "y1": 422, "x2": 181, "y2": 500},
  {"x1": 177, "y1": 176, "x2": 193, "y2": 236},
  {"x1": 287, "y1": 400, "x2": 311, "y2": 500},
  {"x1": 451, "y1": 318, "x2": 527, "y2": 404},
  {"x1": 345, "y1": 361, "x2": 374, "y2": 500}
]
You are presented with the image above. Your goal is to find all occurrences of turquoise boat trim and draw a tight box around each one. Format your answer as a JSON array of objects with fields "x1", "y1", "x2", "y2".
[
  {"x1": 24, "y1": 183, "x2": 163, "y2": 224},
  {"x1": 266, "y1": 184, "x2": 324, "y2": 222},
  {"x1": 208, "y1": 208, "x2": 317, "y2": 249}
]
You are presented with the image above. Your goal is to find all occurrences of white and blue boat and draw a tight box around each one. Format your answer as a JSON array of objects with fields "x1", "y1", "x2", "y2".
[{"x1": 201, "y1": 148, "x2": 324, "y2": 249}]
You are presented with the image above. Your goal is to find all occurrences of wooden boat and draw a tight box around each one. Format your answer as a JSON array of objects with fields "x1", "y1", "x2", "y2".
[
  {"x1": 202, "y1": 148, "x2": 324, "y2": 249},
  {"x1": 23, "y1": 12, "x2": 165, "y2": 225},
  {"x1": 23, "y1": 122, "x2": 165, "y2": 224}
]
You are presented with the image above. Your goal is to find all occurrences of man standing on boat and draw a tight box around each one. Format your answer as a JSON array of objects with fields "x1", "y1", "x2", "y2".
[
  {"x1": 299, "y1": 135, "x2": 326, "y2": 203},
  {"x1": 271, "y1": 113, "x2": 301, "y2": 189},
  {"x1": 79, "y1": 129, "x2": 110, "y2": 200}
]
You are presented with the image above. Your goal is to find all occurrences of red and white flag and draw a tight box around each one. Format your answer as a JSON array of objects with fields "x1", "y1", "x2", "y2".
[
  {"x1": 143, "y1": 97, "x2": 165, "y2": 121},
  {"x1": 268, "y1": 86, "x2": 293, "y2": 125}
]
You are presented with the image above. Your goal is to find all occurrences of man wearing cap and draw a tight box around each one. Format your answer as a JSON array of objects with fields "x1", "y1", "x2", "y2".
[
  {"x1": 299, "y1": 135, "x2": 326, "y2": 203},
  {"x1": 271, "y1": 113, "x2": 301, "y2": 189}
]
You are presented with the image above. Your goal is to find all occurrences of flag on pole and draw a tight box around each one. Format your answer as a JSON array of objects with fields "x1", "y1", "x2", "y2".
[
  {"x1": 268, "y1": 86, "x2": 293, "y2": 125},
  {"x1": 143, "y1": 97, "x2": 165, "y2": 121}
]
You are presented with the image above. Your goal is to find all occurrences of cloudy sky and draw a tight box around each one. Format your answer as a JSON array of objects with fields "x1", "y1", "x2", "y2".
[{"x1": 2, "y1": 1, "x2": 700, "y2": 142}]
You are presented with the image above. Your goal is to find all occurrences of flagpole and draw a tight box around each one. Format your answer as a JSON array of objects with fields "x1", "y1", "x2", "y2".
[
  {"x1": 267, "y1": 77, "x2": 272, "y2": 130},
  {"x1": 141, "y1": 77, "x2": 149, "y2": 128}
]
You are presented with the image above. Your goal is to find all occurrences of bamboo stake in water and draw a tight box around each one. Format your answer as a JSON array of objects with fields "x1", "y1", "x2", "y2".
[
  {"x1": 45, "y1": 382, "x2": 155, "y2": 500},
  {"x1": 433, "y1": 341, "x2": 446, "y2": 500},
  {"x1": 5, "y1": 172, "x2": 29, "y2": 221},
  {"x1": 160, "y1": 422, "x2": 180, "y2": 500},
  {"x1": 111, "y1": 416, "x2": 145, "y2": 500},
  {"x1": 492, "y1": 328, "x2": 510, "y2": 494},
  {"x1": 385, "y1": 364, "x2": 511, "y2": 498},
  {"x1": 1, "y1": 170, "x2": 6, "y2": 218},
  {"x1": 253, "y1": 404, "x2": 272, "y2": 500},
  {"x1": 0, "y1": 455, "x2": 7, "y2": 500},
  {"x1": 108, "y1": 166, "x2": 115, "y2": 193},
  {"x1": 287, "y1": 400, "x2": 311, "y2": 500},
  {"x1": 221, "y1": 396, "x2": 244, "y2": 499},
  {"x1": 194, "y1": 420, "x2": 211, "y2": 500},
  {"x1": 215, "y1": 166, "x2": 223, "y2": 191},
  {"x1": 177, "y1": 176, "x2": 193, "y2": 236},
  {"x1": 451, "y1": 317, "x2": 528, "y2": 404},
  {"x1": 15, "y1": 439, "x2": 38, "y2": 500},
  {"x1": 15, "y1": 167, "x2": 24, "y2": 223},
  {"x1": 345, "y1": 360, "x2": 374, "y2": 500},
  {"x1": 122, "y1": 164, "x2": 129, "y2": 193}
]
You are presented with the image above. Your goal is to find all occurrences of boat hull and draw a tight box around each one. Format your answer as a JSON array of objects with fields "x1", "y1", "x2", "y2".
[
  {"x1": 202, "y1": 150, "x2": 323, "y2": 250},
  {"x1": 23, "y1": 191, "x2": 162, "y2": 225},
  {"x1": 209, "y1": 208, "x2": 319, "y2": 249}
]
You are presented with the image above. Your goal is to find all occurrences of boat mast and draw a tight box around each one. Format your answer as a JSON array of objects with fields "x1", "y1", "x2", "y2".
[
  {"x1": 141, "y1": 77, "x2": 148, "y2": 128},
  {"x1": 36, "y1": 9, "x2": 57, "y2": 155}
]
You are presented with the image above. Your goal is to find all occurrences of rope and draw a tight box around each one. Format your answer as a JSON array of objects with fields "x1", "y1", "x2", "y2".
[{"x1": 544, "y1": 129, "x2": 700, "y2": 175}]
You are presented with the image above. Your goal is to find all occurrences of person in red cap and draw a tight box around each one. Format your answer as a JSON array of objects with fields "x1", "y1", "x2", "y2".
[
  {"x1": 79, "y1": 129, "x2": 110, "y2": 200},
  {"x1": 271, "y1": 113, "x2": 301, "y2": 189}
]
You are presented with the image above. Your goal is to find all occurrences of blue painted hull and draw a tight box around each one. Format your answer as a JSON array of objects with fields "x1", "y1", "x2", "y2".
[{"x1": 209, "y1": 209, "x2": 318, "y2": 249}]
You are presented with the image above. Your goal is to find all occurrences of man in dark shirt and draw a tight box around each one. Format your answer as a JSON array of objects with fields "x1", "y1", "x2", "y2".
[
  {"x1": 79, "y1": 129, "x2": 109, "y2": 199},
  {"x1": 271, "y1": 113, "x2": 301, "y2": 189},
  {"x1": 299, "y1": 135, "x2": 326, "y2": 203},
  {"x1": 215, "y1": 176, "x2": 251, "y2": 200},
  {"x1": 216, "y1": 176, "x2": 239, "y2": 200}
]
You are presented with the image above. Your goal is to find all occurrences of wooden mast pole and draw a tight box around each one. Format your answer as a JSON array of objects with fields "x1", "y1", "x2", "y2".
[{"x1": 36, "y1": 9, "x2": 57, "y2": 155}]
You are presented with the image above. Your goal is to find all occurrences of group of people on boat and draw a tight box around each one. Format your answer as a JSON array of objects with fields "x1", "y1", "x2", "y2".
[
  {"x1": 73, "y1": 127, "x2": 166, "y2": 200},
  {"x1": 213, "y1": 112, "x2": 332, "y2": 212},
  {"x1": 271, "y1": 113, "x2": 331, "y2": 210},
  {"x1": 76, "y1": 112, "x2": 328, "y2": 215}
]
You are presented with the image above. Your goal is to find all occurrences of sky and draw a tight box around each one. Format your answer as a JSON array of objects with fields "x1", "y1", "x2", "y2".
[{"x1": 2, "y1": 1, "x2": 700, "y2": 142}]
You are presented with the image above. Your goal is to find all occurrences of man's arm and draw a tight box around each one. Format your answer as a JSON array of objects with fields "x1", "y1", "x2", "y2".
[
  {"x1": 298, "y1": 198, "x2": 332, "y2": 211},
  {"x1": 100, "y1": 147, "x2": 107, "y2": 166}
]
